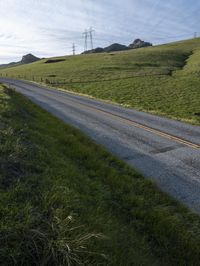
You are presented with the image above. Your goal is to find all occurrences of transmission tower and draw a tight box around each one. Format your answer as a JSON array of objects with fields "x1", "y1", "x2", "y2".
[
  {"x1": 88, "y1": 27, "x2": 95, "y2": 50},
  {"x1": 83, "y1": 30, "x2": 88, "y2": 52},
  {"x1": 83, "y1": 28, "x2": 95, "y2": 52},
  {"x1": 194, "y1": 32, "x2": 197, "y2": 38},
  {"x1": 72, "y1": 43, "x2": 76, "y2": 55}
]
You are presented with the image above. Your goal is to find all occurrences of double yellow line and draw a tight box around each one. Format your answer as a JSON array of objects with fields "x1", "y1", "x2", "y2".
[
  {"x1": 8, "y1": 80, "x2": 200, "y2": 150},
  {"x1": 75, "y1": 100, "x2": 200, "y2": 150}
]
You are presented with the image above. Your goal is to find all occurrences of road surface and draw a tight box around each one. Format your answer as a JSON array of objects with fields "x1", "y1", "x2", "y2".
[{"x1": 1, "y1": 78, "x2": 200, "y2": 213}]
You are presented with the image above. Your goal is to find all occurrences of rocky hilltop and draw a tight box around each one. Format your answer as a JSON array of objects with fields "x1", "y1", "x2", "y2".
[
  {"x1": 0, "y1": 54, "x2": 40, "y2": 68},
  {"x1": 21, "y1": 54, "x2": 40, "y2": 64},
  {"x1": 129, "y1": 39, "x2": 152, "y2": 49},
  {"x1": 83, "y1": 39, "x2": 152, "y2": 54}
]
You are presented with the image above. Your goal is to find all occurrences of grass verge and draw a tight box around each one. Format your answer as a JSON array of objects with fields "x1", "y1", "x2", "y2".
[{"x1": 1, "y1": 85, "x2": 200, "y2": 265}]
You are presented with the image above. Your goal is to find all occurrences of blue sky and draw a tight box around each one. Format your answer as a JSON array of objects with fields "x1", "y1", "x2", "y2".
[{"x1": 0, "y1": 0, "x2": 199, "y2": 63}]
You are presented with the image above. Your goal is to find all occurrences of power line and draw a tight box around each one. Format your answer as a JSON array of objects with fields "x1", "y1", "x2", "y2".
[{"x1": 139, "y1": 0, "x2": 162, "y2": 33}]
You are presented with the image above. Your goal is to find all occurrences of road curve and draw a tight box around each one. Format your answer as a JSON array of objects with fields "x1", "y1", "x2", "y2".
[{"x1": 1, "y1": 78, "x2": 200, "y2": 213}]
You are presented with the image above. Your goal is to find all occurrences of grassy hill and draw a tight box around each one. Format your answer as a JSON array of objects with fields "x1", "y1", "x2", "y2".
[
  {"x1": 2, "y1": 85, "x2": 200, "y2": 265},
  {"x1": 0, "y1": 38, "x2": 200, "y2": 124}
]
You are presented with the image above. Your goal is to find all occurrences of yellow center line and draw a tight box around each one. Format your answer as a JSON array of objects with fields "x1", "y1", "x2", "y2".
[
  {"x1": 75, "y1": 101, "x2": 200, "y2": 150},
  {"x1": 9, "y1": 82, "x2": 200, "y2": 150}
]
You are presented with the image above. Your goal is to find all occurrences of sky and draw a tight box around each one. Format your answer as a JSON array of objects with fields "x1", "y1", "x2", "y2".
[{"x1": 0, "y1": 0, "x2": 200, "y2": 63}]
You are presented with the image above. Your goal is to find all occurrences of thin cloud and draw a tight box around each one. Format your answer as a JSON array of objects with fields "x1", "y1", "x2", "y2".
[{"x1": 0, "y1": 0, "x2": 199, "y2": 63}]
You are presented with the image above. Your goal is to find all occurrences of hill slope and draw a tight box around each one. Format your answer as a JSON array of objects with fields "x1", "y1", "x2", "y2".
[{"x1": 0, "y1": 38, "x2": 200, "y2": 124}]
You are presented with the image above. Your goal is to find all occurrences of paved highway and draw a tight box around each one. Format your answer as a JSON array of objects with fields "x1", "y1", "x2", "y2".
[{"x1": 1, "y1": 78, "x2": 200, "y2": 213}]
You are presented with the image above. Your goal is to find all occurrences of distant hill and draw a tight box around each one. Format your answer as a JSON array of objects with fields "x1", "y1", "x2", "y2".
[
  {"x1": 0, "y1": 62, "x2": 19, "y2": 68},
  {"x1": 83, "y1": 39, "x2": 152, "y2": 54},
  {"x1": 0, "y1": 53, "x2": 40, "y2": 68},
  {"x1": 82, "y1": 43, "x2": 129, "y2": 54},
  {"x1": 104, "y1": 43, "x2": 129, "y2": 52},
  {"x1": 21, "y1": 54, "x2": 40, "y2": 64}
]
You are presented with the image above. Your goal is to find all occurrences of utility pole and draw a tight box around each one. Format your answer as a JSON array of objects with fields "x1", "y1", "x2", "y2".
[
  {"x1": 72, "y1": 43, "x2": 76, "y2": 56},
  {"x1": 83, "y1": 30, "x2": 88, "y2": 52},
  {"x1": 88, "y1": 27, "x2": 95, "y2": 50}
]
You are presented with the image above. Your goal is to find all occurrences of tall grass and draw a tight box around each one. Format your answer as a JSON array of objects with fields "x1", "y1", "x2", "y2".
[
  {"x1": 0, "y1": 87, "x2": 105, "y2": 265},
  {"x1": 1, "y1": 86, "x2": 200, "y2": 265}
]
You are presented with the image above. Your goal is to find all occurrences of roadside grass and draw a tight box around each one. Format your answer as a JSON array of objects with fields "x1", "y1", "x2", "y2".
[
  {"x1": 67, "y1": 75, "x2": 200, "y2": 124},
  {"x1": 1, "y1": 85, "x2": 200, "y2": 265},
  {"x1": 0, "y1": 38, "x2": 200, "y2": 124}
]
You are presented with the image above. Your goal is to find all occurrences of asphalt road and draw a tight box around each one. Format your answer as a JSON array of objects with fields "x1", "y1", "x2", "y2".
[{"x1": 1, "y1": 78, "x2": 200, "y2": 213}]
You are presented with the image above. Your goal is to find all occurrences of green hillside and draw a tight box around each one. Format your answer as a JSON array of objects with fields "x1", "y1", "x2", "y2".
[{"x1": 1, "y1": 38, "x2": 200, "y2": 124}]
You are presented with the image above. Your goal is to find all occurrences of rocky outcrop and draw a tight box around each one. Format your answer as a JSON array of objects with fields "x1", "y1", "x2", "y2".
[
  {"x1": 82, "y1": 43, "x2": 129, "y2": 54},
  {"x1": 0, "y1": 54, "x2": 41, "y2": 68},
  {"x1": 82, "y1": 39, "x2": 152, "y2": 54},
  {"x1": 21, "y1": 54, "x2": 40, "y2": 64},
  {"x1": 129, "y1": 39, "x2": 152, "y2": 49}
]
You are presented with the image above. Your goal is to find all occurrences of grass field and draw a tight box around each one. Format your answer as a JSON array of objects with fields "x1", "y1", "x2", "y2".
[
  {"x1": 0, "y1": 38, "x2": 200, "y2": 125},
  {"x1": 1, "y1": 85, "x2": 200, "y2": 265}
]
